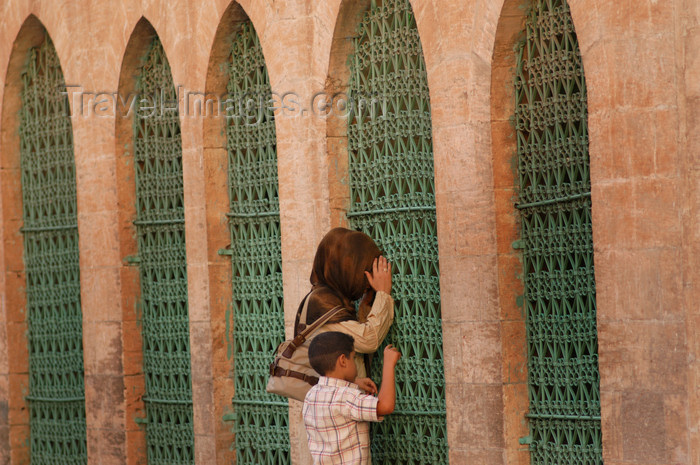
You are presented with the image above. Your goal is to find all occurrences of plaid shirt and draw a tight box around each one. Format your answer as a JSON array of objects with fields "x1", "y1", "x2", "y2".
[{"x1": 303, "y1": 376, "x2": 382, "y2": 464}]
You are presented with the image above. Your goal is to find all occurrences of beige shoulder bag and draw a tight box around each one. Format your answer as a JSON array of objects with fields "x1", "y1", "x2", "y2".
[{"x1": 266, "y1": 295, "x2": 343, "y2": 401}]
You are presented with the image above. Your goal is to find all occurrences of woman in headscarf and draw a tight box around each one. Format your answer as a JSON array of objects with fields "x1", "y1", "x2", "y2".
[{"x1": 295, "y1": 227, "x2": 394, "y2": 379}]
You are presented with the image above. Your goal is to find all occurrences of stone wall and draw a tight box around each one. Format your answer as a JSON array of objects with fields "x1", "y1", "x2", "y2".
[{"x1": 0, "y1": 0, "x2": 696, "y2": 464}]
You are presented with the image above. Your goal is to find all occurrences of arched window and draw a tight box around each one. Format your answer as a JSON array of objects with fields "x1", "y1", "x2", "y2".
[
  {"x1": 513, "y1": 1, "x2": 603, "y2": 463},
  {"x1": 132, "y1": 36, "x2": 194, "y2": 465},
  {"x1": 347, "y1": 0, "x2": 448, "y2": 462},
  {"x1": 19, "y1": 34, "x2": 87, "y2": 465},
  {"x1": 225, "y1": 21, "x2": 290, "y2": 464}
]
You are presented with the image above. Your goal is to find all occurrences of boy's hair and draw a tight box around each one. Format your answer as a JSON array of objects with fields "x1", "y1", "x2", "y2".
[{"x1": 309, "y1": 331, "x2": 355, "y2": 375}]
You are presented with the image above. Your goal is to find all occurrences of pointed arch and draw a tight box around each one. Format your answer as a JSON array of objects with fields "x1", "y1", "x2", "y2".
[
  {"x1": 201, "y1": 4, "x2": 247, "y2": 464},
  {"x1": 490, "y1": 1, "x2": 531, "y2": 462},
  {"x1": 492, "y1": 0, "x2": 604, "y2": 463},
  {"x1": 115, "y1": 17, "x2": 195, "y2": 465},
  {"x1": 1, "y1": 14, "x2": 86, "y2": 465},
  {"x1": 204, "y1": 2, "x2": 290, "y2": 462},
  {"x1": 326, "y1": 0, "x2": 449, "y2": 462}
]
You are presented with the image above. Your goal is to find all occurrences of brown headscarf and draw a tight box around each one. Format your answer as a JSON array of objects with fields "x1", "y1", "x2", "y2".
[{"x1": 298, "y1": 227, "x2": 381, "y2": 329}]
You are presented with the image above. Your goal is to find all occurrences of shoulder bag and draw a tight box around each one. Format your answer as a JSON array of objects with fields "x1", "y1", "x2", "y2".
[{"x1": 266, "y1": 295, "x2": 343, "y2": 401}]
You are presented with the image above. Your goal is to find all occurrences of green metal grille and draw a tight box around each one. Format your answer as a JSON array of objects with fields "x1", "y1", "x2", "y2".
[
  {"x1": 133, "y1": 37, "x2": 195, "y2": 465},
  {"x1": 513, "y1": 1, "x2": 603, "y2": 464},
  {"x1": 18, "y1": 35, "x2": 87, "y2": 465},
  {"x1": 348, "y1": 1, "x2": 448, "y2": 463},
  {"x1": 224, "y1": 21, "x2": 290, "y2": 465}
]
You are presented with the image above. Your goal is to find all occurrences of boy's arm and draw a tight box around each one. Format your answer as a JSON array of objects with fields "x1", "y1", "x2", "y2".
[{"x1": 376, "y1": 345, "x2": 401, "y2": 416}]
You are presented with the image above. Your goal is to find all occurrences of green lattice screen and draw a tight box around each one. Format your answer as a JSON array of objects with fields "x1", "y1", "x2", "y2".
[
  {"x1": 223, "y1": 21, "x2": 290, "y2": 464},
  {"x1": 133, "y1": 37, "x2": 195, "y2": 465},
  {"x1": 513, "y1": 1, "x2": 603, "y2": 464},
  {"x1": 347, "y1": 0, "x2": 448, "y2": 463},
  {"x1": 18, "y1": 35, "x2": 88, "y2": 465}
]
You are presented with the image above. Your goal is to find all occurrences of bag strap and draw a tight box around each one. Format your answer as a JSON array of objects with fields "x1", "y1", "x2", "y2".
[
  {"x1": 270, "y1": 365, "x2": 319, "y2": 386},
  {"x1": 299, "y1": 304, "x2": 343, "y2": 339},
  {"x1": 281, "y1": 304, "x2": 344, "y2": 358},
  {"x1": 293, "y1": 291, "x2": 312, "y2": 337}
]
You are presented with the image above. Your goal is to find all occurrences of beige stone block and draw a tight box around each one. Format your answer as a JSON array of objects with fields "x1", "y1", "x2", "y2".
[
  {"x1": 446, "y1": 383, "x2": 504, "y2": 450},
  {"x1": 441, "y1": 322, "x2": 463, "y2": 385},
  {"x1": 591, "y1": 112, "x2": 629, "y2": 182},
  {"x1": 185, "y1": 262, "x2": 210, "y2": 322},
  {"x1": 433, "y1": 124, "x2": 494, "y2": 198},
  {"x1": 280, "y1": 200, "x2": 329, "y2": 262},
  {"x1": 584, "y1": 45, "x2": 613, "y2": 115},
  {"x1": 591, "y1": 181, "x2": 634, "y2": 250},
  {"x1": 609, "y1": 37, "x2": 677, "y2": 109},
  {"x1": 652, "y1": 109, "x2": 681, "y2": 177},
  {"x1": 81, "y1": 267, "x2": 122, "y2": 322},
  {"x1": 82, "y1": 321, "x2": 123, "y2": 376},
  {"x1": 194, "y1": 433, "x2": 217, "y2": 465},
  {"x1": 189, "y1": 321, "x2": 214, "y2": 382},
  {"x1": 439, "y1": 254, "x2": 499, "y2": 322},
  {"x1": 460, "y1": 321, "x2": 503, "y2": 384},
  {"x1": 467, "y1": 60, "x2": 494, "y2": 123},
  {"x1": 620, "y1": 390, "x2": 669, "y2": 463},
  {"x1": 74, "y1": 153, "x2": 118, "y2": 215},
  {"x1": 84, "y1": 374, "x2": 125, "y2": 431},
  {"x1": 595, "y1": 248, "x2": 684, "y2": 321},
  {"x1": 436, "y1": 191, "x2": 498, "y2": 257},
  {"x1": 633, "y1": 178, "x2": 682, "y2": 249},
  {"x1": 264, "y1": 18, "x2": 314, "y2": 88},
  {"x1": 87, "y1": 427, "x2": 126, "y2": 465},
  {"x1": 599, "y1": 0, "x2": 674, "y2": 37},
  {"x1": 598, "y1": 321, "x2": 687, "y2": 393},
  {"x1": 78, "y1": 211, "x2": 121, "y2": 268},
  {"x1": 182, "y1": 145, "x2": 206, "y2": 185},
  {"x1": 428, "y1": 65, "x2": 471, "y2": 126}
]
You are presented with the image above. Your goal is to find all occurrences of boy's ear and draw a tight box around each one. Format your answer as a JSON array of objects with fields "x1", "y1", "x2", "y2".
[{"x1": 336, "y1": 353, "x2": 348, "y2": 368}]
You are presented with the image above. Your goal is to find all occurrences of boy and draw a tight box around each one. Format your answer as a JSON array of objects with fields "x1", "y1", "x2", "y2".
[{"x1": 303, "y1": 331, "x2": 401, "y2": 465}]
